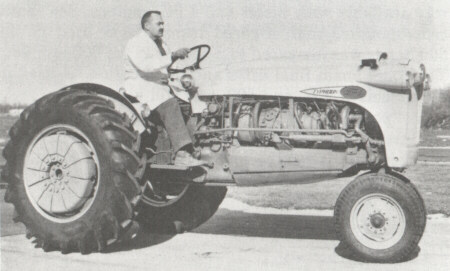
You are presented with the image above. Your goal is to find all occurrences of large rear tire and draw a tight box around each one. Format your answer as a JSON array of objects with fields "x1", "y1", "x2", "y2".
[
  {"x1": 334, "y1": 172, "x2": 426, "y2": 262},
  {"x1": 137, "y1": 118, "x2": 227, "y2": 233},
  {"x1": 138, "y1": 180, "x2": 227, "y2": 233},
  {"x1": 2, "y1": 89, "x2": 143, "y2": 253}
]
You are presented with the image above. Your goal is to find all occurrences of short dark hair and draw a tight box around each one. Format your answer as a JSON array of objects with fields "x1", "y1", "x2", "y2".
[{"x1": 141, "y1": 10, "x2": 161, "y2": 29}]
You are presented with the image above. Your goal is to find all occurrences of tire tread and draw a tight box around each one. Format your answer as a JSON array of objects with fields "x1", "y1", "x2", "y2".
[
  {"x1": 334, "y1": 172, "x2": 426, "y2": 263},
  {"x1": 2, "y1": 89, "x2": 143, "y2": 253}
]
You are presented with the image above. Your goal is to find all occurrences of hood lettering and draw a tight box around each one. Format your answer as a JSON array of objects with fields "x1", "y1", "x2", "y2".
[
  {"x1": 313, "y1": 89, "x2": 337, "y2": 95},
  {"x1": 300, "y1": 87, "x2": 343, "y2": 98},
  {"x1": 300, "y1": 86, "x2": 366, "y2": 99}
]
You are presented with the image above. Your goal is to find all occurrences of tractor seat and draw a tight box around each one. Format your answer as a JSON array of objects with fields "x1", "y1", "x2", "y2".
[
  {"x1": 118, "y1": 87, "x2": 139, "y2": 103},
  {"x1": 118, "y1": 87, "x2": 152, "y2": 119}
]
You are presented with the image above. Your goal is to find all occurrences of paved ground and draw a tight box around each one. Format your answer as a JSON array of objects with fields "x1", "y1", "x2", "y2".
[
  {"x1": 419, "y1": 147, "x2": 450, "y2": 162},
  {"x1": 1, "y1": 192, "x2": 450, "y2": 271}
]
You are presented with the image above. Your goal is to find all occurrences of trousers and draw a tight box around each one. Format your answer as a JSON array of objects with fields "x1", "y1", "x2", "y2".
[{"x1": 153, "y1": 97, "x2": 193, "y2": 152}]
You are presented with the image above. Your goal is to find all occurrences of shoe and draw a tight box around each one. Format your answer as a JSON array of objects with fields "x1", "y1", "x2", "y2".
[{"x1": 173, "y1": 151, "x2": 207, "y2": 167}]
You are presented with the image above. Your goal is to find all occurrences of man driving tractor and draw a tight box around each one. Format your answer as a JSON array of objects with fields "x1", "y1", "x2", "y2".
[{"x1": 123, "y1": 10, "x2": 203, "y2": 166}]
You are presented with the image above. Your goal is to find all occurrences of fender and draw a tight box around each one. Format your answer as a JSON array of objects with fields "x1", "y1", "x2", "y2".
[{"x1": 63, "y1": 83, "x2": 147, "y2": 133}]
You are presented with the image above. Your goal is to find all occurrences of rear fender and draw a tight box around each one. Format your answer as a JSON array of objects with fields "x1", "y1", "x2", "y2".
[{"x1": 62, "y1": 83, "x2": 147, "y2": 133}]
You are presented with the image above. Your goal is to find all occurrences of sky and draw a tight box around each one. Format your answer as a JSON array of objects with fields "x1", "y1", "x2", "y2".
[{"x1": 0, "y1": 0, "x2": 449, "y2": 103}]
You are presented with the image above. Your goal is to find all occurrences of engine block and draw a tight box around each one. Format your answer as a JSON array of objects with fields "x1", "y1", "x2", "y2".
[{"x1": 195, "y1": 96, "x2": 384, "y2": 165}]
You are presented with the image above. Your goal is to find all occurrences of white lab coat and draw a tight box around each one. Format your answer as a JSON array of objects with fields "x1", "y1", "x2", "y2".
[{"x1": 124, "y1": 31, "x2": 173, "y2": 109}]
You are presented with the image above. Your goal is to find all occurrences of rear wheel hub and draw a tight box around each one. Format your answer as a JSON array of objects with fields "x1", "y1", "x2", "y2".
[{"x1": 23, "y1": 125, "x2": 99, "y2": 223}]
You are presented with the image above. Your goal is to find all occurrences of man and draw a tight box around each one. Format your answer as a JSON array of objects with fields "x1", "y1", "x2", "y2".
[{"x1": 124, "y1": 10, "x2": 202, "y2": 166}]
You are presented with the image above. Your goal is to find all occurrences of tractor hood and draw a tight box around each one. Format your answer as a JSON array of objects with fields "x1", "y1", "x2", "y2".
[{"x1": 194, "y1": 53, "x2": 428, "y2": 97}]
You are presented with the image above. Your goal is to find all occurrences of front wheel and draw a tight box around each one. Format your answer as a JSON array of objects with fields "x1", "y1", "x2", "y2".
[{"x1": 334, "y1": 172, "x2": 426, "y2": 262}]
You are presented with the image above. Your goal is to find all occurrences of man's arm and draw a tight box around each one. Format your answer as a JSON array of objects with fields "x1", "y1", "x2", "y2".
[{"x1": 126, "y1": 41, "x2": 172, "y2": 73}]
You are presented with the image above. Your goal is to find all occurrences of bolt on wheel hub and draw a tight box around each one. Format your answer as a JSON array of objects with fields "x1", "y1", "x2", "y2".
[
  {"x1": 370, "y1": 213, "x2": 386, "y2": 229},
  {"x1": 23, "y1": 125, "x2": 100, "y2": 222},
  {"x1": 49, "y1": 164, "x2": 64, "y2": 180}
]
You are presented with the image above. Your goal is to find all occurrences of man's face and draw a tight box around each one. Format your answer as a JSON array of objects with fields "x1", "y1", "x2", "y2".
[{"x1": 145, "y1": 14, "x2": 164, "y2": 39}]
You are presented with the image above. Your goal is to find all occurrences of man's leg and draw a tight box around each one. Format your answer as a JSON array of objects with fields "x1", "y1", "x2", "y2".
[
  {"x1": 153, "y1": 97, "x2": 206, "y2": 167},
  {"x1": 154, "y1": 97, "x2": 192, "y2": 153}
]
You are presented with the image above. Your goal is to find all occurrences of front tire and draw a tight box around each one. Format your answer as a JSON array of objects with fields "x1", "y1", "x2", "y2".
[
  {"x1": 2, "y1": 89, "x2": 143, "y2": 253},
  {"x1": 334, "y1": 172, "x2": 426, "y2": 262}
]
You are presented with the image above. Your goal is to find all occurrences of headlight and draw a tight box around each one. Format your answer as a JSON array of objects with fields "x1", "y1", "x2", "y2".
[
  {"x1": 406, "y1": 64, "x2": 430, "y2": 90},
  {"x1": 180, "y1": 74, "x2": 195, "y2": 90}
]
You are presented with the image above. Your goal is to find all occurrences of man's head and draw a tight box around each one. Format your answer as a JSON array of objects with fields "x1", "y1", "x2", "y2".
[{"x1": 141, "y1": 11, "x2": 164, "y2": 39}]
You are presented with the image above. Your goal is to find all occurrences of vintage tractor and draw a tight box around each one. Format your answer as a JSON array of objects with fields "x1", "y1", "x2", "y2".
[{"x1": 2, "y1": 45, "x2": 430, "y2": 262}]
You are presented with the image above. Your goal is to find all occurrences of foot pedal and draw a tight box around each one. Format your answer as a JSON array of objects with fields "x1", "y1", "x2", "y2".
[
  {"x1": 120, "y1": 221, "x2": 139, "y2": 241},
  {"x1": 149, "y1": 162, "x2": 213, "y2": 171},
  {"x1": 149, "y1": 164, "x2": 190, "y2": 171}
]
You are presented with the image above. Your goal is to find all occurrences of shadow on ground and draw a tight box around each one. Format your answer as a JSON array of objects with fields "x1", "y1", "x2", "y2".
[
  {"x1": 106, "y1": 208, "x2": 419, "y2": 262},
  {"x1": 194, "y1": 209, "x2": 336, "y2": 240},
  {"x1": 1, "y1": 192, "x2": 419, "y2": 262},
  {"x1": 104, "y1": 208, "x2": 336, "y2": 250},
  {"x1": 97, "y1": 208, "x2": 337, "y2": 253},
  {"x1": 104, "y1": 231, "x2": 175, "y2": 253},
  {"x1": 333, "y1": 242, "x2": 420, "y2": 263}
]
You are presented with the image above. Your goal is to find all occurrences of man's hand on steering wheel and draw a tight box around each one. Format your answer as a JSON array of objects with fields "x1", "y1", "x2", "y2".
[
  {"x1": 168, "y1": 44, "x2": 211, "y2": 74},
  {"x1": 171, "y1": 48, "x2": 191, "y2": 61}
]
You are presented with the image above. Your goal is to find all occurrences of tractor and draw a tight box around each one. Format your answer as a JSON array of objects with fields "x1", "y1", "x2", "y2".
[{"x1": 2, "y1": 45, "x2": 430, "y2": 262}]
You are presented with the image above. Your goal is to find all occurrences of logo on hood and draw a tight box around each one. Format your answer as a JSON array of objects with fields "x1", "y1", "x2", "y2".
[{"x1": 300, "y1": 86, "x2": 366, "y2": 99}]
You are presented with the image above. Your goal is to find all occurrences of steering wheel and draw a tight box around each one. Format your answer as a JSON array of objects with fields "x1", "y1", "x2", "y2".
[{"x1": 168, "y1": 44, "x2": 210, "y2": 74}]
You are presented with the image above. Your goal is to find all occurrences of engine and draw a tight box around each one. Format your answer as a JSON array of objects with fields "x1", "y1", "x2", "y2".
[
  {"x1": 236, "y1": 100, "x2": 352, "y2": 145},
  {"x1": 195, "y1": 96, "x2": 384, "y2": 165}
]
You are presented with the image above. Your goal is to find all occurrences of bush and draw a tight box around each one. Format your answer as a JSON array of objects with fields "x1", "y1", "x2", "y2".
[
  {"x1": 422, "y1": 90, "x2": 450, "y2": 129},
  {"x1": 0, "y1": 103, "x2": 27, "y2": 114}
]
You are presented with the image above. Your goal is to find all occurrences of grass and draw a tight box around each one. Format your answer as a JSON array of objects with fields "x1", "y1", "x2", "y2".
[
  {"x1": 0, "y1": 115, "x2": 17, "y2": 139},
  {"x1": 0, "y1": 115, "x2": 18, "y2": 166},
  {"x1": 420, "y1": 128, "x2": 450, "y2": 147},
  {"x1": 408, "y1": 163, "x2": 450, "y2": 214},
  {"x1": 0, "y1": 103, "x2": 26, "y2": 114}
]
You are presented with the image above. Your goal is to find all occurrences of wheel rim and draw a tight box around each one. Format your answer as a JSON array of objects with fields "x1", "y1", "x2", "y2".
[
  {"x1": 350, "y1": 193, "x2": 406, "y2": 250},
  {"x1": 23, "y1": 124, "x2": 100, "y2": 223}
]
